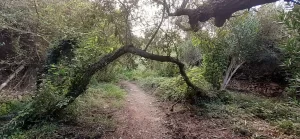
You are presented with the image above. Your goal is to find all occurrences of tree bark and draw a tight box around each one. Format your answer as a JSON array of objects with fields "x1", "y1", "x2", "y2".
[
  {"x1": 221, "y1": 57, "x2": 245, "y2": 90},
  {"x1": 0, "y1": 64, "x2": 25, "y2": 92},
  {"x1": 163, "y1": 0, "x2": 279, "y2": 30}
]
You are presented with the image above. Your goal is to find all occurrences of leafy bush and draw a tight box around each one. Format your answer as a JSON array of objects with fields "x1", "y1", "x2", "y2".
[
  {"x1": 0, "y1": 100, "x2": 26, "y2": 116},
  {"x1": 121, "y1": 69, "x2": 159, "y2": 81},
  {"x1": 10, "y1": 123, "x2": 57, "y2": 139},
  {"x1": 136, "y1": 67, "x2": 211, "y2": 101},
  {"x1": 157, "y1": 63, "x2": 179, "y2": 77},
  {"x1": 91, "y1": 67, "x2": 118, "y2": 83},
  {"x1": 279, "y1": 6, "x2": 300, "y2": 99},
  {"x1": 192, "y1": 30, "x2": 228, "y2": 89}
]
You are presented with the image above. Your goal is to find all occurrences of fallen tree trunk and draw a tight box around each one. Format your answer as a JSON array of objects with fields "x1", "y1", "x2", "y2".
[
  {"x1": 0, "y1": 64, "x2": 25, "y2": 92},
  {"x1": 1, "y1": 45, "x2": 207, "y2": 136}
]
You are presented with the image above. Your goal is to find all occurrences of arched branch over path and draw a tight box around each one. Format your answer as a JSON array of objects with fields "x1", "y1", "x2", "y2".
[
  {"x1": 2, "y1": 45, "x2": 207, "y2": 136},
  {"x1": 60, "y1": 45, "x2": 207, "y2": 109}
]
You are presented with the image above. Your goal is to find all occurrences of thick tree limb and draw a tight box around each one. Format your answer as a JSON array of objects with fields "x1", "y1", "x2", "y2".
[
  {"x1": 63, "y1": 45, "x2": 207, "y2": 106},
  {"x1": 159, "y1": 0, "x2": 279, "y2": 31},
  {"x1": 58, "y1": 45, "x2": 207, "y2": 113},
  {"x1": 127, "y1": 46, "x2": 206, "y2": 94}
]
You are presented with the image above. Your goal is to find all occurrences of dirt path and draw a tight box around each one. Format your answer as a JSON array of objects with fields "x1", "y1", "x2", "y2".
[
  {"x1": 103, "y1": 81, "x2": 239, "y2": 139},
  {"x1": 104, "y1": 81, "x2": 171, "y2": 139}
]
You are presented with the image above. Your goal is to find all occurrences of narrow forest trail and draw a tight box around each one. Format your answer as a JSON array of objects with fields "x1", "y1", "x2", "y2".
[
  {"x1": 103, "y1": 81, "x2": 239, "y2": 139},
  {"x1": 104, "y1": 81, "x2": 171, "y2": 139}
]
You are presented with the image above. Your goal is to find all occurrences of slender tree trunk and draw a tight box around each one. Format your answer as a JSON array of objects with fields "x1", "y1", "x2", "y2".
[
  {"x1": 221, "y1": 58, "x2": 235, "y2": 90},
  {"x1": 224, "y1": 61, "x2": 244, "y2": 88},
  {"x1": 0, "y1": 64, "x2": 25, "y2": 92},
  {"x1": 221, "y1": 57, "x2": 244, "y2": 90}
]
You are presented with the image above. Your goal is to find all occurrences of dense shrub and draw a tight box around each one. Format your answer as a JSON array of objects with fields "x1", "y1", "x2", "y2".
[{"x1": 137, "y1": 67, "x2": 211, "y2": 101}]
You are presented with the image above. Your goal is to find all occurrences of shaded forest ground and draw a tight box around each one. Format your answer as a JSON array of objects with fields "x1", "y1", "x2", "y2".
[
  {"x1": 104, "y1": 81, "x2": 241, "y2": 139},
  {"x1": 1, "y1": 79, "x2": 300, "y2": 138},
  {"x1": 118, "y1": 81, "x2": 299, "y2": 139}
]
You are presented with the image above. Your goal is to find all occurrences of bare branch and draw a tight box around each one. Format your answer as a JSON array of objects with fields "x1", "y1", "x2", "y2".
[
  {"x1": 180, "y1": 0, "x2": 189, "y2": 9},
  {"x1": 144, "y1": 6, "x2": 166, "y2": 51},
  {"x1": 1, "y1": 25, "x2": 50, "y2": 44}
]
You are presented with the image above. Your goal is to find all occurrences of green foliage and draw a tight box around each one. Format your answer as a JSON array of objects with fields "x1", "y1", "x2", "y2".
[
  {"x1": 192, "y1": 31, "x2": 228, "y2": 89},
  {"x1": 121, "y1": 69, "x2": 159, "y2": 81},
  {"x1": 278, "y1": 120, "x2": 296, "y2": 135},
  {"x1": 187, "y1": 67, "x2": 213, "y2": 90},
  {"x1": 135, "y1": 67, "x2": 211, "y2": 101},
  {"x1": 0, "y1": 0, "x2": 130, "y2": 135},
  {"x1": 192, "y1": 12, "x2": 282, "y2": 90},
  {"x1": 0, "y1": 100, "x2": 24, "y2": 116},
  {"x1": 178, "y1": 40, "x2": 202, "y2": 67},
  {"x1": 199, "y1": 91, "x2": 300, "y2": 136},
  {"x1": 137, "y1": 76, "x2": 167, "y2": 91},
  {"x1": 65, "y1": 83, "x2": 125, "y2": 125},
  {"x1": 4, "y1": 82, "x2": 125, "y2": 138},
  {"x1": 157, "y1": 63, "x2": 179, "y2": 77},
  {"x1": 91, "y1": 67, "x2": 118, "y2": 83},
  {"x1": 9, "y1": 123, "x2": 57, "y2": 139},
  {"x1": 226, "y1": 15, "x2": 261, "y2": 61},
  {"x1": 279, "y1": 6, "x2": 300, "y2": 98},
  {"x1": 201, "y1": 44, "x2": 227, "y2": 89},
  {"x1": 158, "y1": 77, "x2": 188, "y2": 101}
]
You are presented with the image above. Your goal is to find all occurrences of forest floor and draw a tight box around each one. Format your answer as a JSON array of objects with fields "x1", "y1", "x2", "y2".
[
  {"x1": 103, "y1": 81, "x2": 240, "y2": 139},
  {"x1": 1, "y1": 81, "x2": 298, "y2": 138}
]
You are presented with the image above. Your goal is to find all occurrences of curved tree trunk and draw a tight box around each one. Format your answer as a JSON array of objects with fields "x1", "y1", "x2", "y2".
[{"x1": 1, "y1": 45, "x2": 207, "y2": 136}]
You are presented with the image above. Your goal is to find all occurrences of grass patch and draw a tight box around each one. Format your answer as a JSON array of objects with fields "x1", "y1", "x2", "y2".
[
  {"x1": 10, "y1": 123, "x2": 57, "y2": 139},
  {"x1": 66, "y1": 83, "x2": 126, "y2": 124},
  {"x1": 132, "y1": 69, "x2": 300, "y2": 137},
  {"x1": 133, "y1": 68, "x2": 212, "y2": 101},
  {"x1": 199, "y1": 91, "x2": 300, "y2": 137}
]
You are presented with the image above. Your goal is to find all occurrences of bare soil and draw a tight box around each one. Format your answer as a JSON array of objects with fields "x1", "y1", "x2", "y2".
[{"x1": 103, "y1": 81, "x2": 240, "y2": 139}]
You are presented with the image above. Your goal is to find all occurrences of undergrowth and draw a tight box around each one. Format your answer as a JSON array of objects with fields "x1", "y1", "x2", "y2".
[
  {"x1": 196, "y1": 91, "x2": 300, "y2": 137},
  {"x1": 125, "y1": 67, "x2": 211, "y2": 101},
  {"x1": 127, "y1": 68, "x2": 300, "y2": 138},
  {"x1": 3, "y1": 83, "x2": 125, "y2": 138}
]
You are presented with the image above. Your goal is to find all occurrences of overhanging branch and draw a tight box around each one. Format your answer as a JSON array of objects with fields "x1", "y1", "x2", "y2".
[
  {"x1": 156, "y1": 0, "x2": 279, "y2": 31},
  {"x1": 2, "y1": 44, "x2": 208, "y2": 135},
  {"x1": 66, "y1": 45, "x2": 207, "y2": 102}
]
